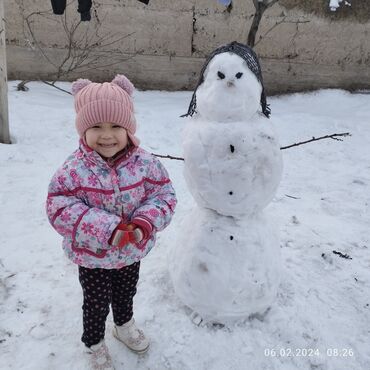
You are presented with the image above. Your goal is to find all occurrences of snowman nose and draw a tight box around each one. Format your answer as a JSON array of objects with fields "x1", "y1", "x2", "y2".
[{"x1": 227, "y1": 80, "x2": 235, "y2": 87}]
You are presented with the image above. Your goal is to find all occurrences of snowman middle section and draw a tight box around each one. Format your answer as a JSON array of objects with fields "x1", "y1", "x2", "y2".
[{"x1": 182, "y1": 116, "x2": 282, "y2": 218}]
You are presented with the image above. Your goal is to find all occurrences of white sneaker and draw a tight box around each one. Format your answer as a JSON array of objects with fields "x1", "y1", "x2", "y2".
[
  {"x1": 87, "y1": 340, "x2": 115, "y2": 370},
  {"x1": 113, "y1": 318, "x2": 150, "y2": 354}
]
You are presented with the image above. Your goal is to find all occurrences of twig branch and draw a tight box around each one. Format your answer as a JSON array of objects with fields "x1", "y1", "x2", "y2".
[
  {"x1": 332, "y1": 250, "x2": 352, "y2": 260},
  {"x1": 16, "y1": 80, "x2": 30, "y2": 91},
  {"x1": 42, "y1": 80, "x2": 72, "y2": 95},
  {"x1": 280, "y1": 132, "x2": 351, "y2": 150},
  {"x1": 254, "y1": 16, "x2": 287, "y2": 47},
  {"x1": 285, "y1": 194, "x2": 300, "y2": 199},
  {"x1": 254, "y1": 17, "x2": 310, "y2": 47},
  {"x1": 151, "y1": 132, "x2": 351, "y2": 161},
  {"x1": 152, "y1": 154, "x2": 185, "y2": 161}
]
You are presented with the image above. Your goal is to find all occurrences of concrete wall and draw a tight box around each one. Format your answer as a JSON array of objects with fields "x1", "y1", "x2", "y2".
[{"x1": 3, "y1": 0, "x2": 370, "y2": 93}]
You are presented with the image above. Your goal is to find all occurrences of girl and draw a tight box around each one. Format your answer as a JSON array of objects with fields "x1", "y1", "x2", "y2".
[{"x1": 46, "y1": 75, "x2": 177, "y2": 370}]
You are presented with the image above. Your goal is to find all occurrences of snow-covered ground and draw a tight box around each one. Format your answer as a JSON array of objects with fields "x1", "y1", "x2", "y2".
[{"x1": 0, "y1": 82, "x2": 369, "y2": 370}]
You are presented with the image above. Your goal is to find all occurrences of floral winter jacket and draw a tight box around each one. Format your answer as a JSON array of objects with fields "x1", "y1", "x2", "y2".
[{"x1": 46, "y1": 141, "x2": 177, "y2": 269}]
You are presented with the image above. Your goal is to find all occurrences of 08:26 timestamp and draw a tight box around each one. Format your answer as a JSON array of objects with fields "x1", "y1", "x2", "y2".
[{"x1": 264, "y1": 348, "x2": 354, "y2": 357}]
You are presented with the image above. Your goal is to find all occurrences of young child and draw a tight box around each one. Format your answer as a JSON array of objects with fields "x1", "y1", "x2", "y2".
[{"x1": 46, "y1": 75, "x2": 177, "y2": 369}]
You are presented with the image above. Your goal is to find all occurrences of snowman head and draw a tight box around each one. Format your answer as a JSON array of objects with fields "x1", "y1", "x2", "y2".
[
  {"x1": 183, "y1": 41, "x2": 270, "y2": 120},
  {"x1": 195, "y1": 52, "x2": 263, "y2": 122}
]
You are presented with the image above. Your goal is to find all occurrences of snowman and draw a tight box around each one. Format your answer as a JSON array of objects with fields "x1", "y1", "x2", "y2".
[{"x1": 169, "y1": 42, "x2": 283, "y2": 323}]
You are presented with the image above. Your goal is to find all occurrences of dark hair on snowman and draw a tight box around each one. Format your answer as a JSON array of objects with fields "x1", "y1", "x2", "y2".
[{"x1": 183, "y1": 41, "x2": 271, "y2": 118}]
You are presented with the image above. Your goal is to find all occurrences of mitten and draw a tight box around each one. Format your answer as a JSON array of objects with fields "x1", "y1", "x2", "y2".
[{"x1": 110, "y1": 223, "x2": 144, "y2": 249}]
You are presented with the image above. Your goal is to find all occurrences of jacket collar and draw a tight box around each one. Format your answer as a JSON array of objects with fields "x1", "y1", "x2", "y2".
[{"x1": 79, "y1": 139, "x2": 137, "y2": 169}]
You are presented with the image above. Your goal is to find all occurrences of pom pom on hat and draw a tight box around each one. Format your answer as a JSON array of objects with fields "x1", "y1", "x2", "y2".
[
  {"x1": 112, "y1": 74, "x2": 135, "y2": 96},
  {"x1": 71, "y1": 78, "x2": 92, "y2": 96}
]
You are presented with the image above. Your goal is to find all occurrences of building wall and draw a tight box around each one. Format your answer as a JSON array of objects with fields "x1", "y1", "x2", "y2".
[{"x1": 4, "y1": 0, "x2": 370, "y2": 93}]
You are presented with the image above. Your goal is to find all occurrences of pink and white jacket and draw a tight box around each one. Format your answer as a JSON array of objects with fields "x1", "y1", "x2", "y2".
[{"x1": 46, "y1": 141, "x2": 177, "y2": 269}]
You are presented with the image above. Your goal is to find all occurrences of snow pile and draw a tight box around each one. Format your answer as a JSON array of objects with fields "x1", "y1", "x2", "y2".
[{"x1": 0, "y1": 83, "x2": 370, "y2": 369}]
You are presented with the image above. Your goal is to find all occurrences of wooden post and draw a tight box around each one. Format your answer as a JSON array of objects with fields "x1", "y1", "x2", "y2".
[{"x1": 0, "y1": 0, "x2": 10, "y2": 144}]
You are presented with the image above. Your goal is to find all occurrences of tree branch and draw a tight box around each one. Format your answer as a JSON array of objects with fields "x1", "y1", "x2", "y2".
[
  {"x1": 248, "y1": 0, "x2": 280, "y2": 47},
  {"x1": 152, "y1": 154, "x2": 185, "y2": 161},
  {"x1": 17, "y1": 1, "x2": 136, "y2": 89},
  {"x1": 42, "y1": 80, "x2": 72, "y2": 95},
  {"x1": 279, "y1": 132, "x2": 351, "y2": 150}
]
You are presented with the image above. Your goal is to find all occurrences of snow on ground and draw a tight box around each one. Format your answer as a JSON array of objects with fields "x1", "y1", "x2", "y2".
[{"x1": 0, "y1": 82, "x2": 369, "y2": 370}]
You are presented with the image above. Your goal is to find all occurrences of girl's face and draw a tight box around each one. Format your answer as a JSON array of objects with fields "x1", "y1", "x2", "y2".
[{"x1": 85, "y1": 122, "x2": 128, "y2": 158}]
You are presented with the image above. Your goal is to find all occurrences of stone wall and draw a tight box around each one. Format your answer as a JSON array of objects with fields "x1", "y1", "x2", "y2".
[{"x1": 3, "y1": 0, "x2": 370, "y2": 93}]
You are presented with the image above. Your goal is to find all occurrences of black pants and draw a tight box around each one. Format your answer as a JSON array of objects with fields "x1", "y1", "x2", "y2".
[{"x1": 78, "y1": 262, "x2": 140, "y2": 347}]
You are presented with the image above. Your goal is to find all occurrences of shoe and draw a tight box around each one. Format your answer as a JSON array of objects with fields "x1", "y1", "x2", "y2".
[
  {"x1": 87, "y1": 340, "x2": 115, "y2": 370},
  {"x1": 113, "y1": 318, "x2": 150, "y2": 354}
]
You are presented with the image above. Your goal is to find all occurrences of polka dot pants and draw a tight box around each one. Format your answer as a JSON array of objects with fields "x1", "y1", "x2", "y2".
[{"x1": 78, "y1": 262, "x2": 140, "y2": 347}]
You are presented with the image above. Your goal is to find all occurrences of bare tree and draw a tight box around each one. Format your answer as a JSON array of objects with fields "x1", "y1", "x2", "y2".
[
  {"x1": 15, "y1": 1, "x2": 139, "y2": 92},
  {"x1": 219, "y1": 1, "x2": 307, "y2": 48},
  {"x1": 0, "y1": 0, "x2": 10, "y2": 144},
  {"x1": 247, "y1": 0, "x2": 280, "y2": 47}
]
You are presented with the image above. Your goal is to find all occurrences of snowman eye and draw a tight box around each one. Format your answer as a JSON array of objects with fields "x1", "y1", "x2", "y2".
[
  {"x1": 217, "y1": 71, "x2": 225, "y2": 79},
  {"x1": 235, "y1": 72, "x2": 243, "y2": 79}
]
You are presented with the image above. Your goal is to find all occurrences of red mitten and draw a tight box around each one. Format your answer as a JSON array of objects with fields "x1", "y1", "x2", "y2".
[{"x1": 109, "y1": 223, "x2": 144, "y2": 249}]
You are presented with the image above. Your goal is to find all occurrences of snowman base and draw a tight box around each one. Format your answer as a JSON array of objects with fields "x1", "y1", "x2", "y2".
[
  {"x1": 169, "y1": 207, "x2": 281, "y2": 324},
  {"x1": 188, "y1": 306, "x2": 271, "y2": 327}
]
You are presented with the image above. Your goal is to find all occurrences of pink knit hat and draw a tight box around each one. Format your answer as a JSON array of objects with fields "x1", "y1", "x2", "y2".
[{"x1": 71, "y1": 74, "x2": 140, "y2": 146}]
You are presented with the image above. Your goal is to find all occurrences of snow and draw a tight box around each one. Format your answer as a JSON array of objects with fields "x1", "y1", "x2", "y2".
[{"x1": 1, "y1": 82, "x2": 370, "y2": 369}]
